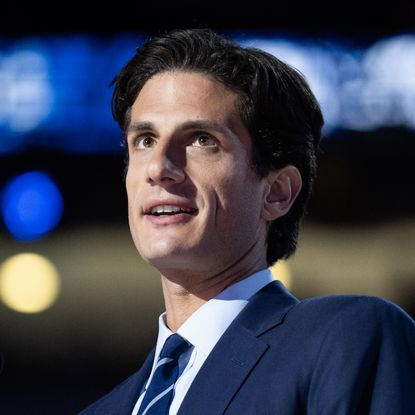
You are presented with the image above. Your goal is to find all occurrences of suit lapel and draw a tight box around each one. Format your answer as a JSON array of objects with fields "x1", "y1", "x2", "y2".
[
  {"x1": 237, "y1": 280, "x2": 299, "y2": 337},
  {"x1": 178, "y1": 281, "x2": 299, "y2": 415},
  {"x1": 177, "y1": 323, "x2": 268, "y2": 415}
]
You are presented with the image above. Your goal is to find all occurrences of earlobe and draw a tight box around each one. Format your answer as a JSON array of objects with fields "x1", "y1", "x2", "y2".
[{"x1": 262, "y1": 165, "x2": 302, "y2": 221}]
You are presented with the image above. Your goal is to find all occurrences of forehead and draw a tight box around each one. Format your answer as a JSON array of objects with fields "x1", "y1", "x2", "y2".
[{"x1": 129, "y1": 71, "x2": 241, "y2": 125}]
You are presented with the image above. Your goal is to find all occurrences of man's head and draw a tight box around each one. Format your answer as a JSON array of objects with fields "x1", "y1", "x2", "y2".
[{"x1": 112, "y1": 29, "x2": 323, "y2": 269}]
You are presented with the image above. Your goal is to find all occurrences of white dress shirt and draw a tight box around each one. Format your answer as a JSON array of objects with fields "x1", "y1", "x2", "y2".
[{"x1": 132, "y1": 268, "x2": 274, "y2": 415}]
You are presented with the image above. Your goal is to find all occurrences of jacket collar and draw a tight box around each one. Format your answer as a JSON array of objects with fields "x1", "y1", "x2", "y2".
[
  {"x1": 178, "y1": 280, "x2": 299, "y2": 415},
  {"x1": 237, "y1": 279, "x2": 300, "y2": 336}
]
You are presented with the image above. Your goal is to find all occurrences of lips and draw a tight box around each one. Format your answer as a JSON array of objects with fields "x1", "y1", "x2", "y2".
[
  {"x1": 143, "y1": 199, "x2": 198, "y2": 216},
  {"x1": 143, "y1": 203, "x2": 198, "y2": 226},
  {"x1": 149, "y1": 205, "x2": 198, "y2": 216}
]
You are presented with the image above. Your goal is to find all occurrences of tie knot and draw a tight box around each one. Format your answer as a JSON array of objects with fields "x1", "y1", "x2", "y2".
[{"x1": 159, "y1": 333, "x2": 191, "y2": 360}]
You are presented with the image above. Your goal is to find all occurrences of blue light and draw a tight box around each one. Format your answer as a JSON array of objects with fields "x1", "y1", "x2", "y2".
[
  {"x1": 0, "y1": 42, "x2": 53, "y2": 137},
  {"x1": 0, "y1": 33, "x2": 414, "y2": 154},
  {"x1": 1, "y1": 171, "x2": 64, "y2": 241}
]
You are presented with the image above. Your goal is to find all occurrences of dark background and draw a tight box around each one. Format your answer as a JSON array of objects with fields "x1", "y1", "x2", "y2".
[{"x1": 3, "y1": 1, "x2": 415, "y2": 41}]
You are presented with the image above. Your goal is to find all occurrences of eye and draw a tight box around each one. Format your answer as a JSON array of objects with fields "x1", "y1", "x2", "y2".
[
  {"x1": 192, "y1": 134, "x2": 217, "y2": 148},
  {"x1": 134, "y1": 135, "x2": 155, "y2": 149}
]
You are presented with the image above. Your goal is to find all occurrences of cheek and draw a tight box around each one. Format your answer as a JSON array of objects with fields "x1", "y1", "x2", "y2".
[
  {"x1": 221, "y1": 173, "x2": 263, "y2": 221},
  {"x1": 125, "y1": 168, "x2": 140, "y2": 203},
  {"x1": 211, "y1": 172, "x2": 246, "y2": 218},
  {"x1": 125, "y1": 168, "x2": 133, "y2": 196},
  {"x1": 126, "y1": 190, "x2": 136, "y2": 221},
  {"x1": 125, "y1": 173, "x2": 141, "y2": 227}
]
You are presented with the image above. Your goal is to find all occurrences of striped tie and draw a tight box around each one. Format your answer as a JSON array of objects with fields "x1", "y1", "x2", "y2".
[{"x1": 137, "y1": 333, "x2": 192, "y2": 415}]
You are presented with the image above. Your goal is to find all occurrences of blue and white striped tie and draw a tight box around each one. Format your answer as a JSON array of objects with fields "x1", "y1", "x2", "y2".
[{"x1": 137, "y1": 333, "x2": 192, "y2": 415}]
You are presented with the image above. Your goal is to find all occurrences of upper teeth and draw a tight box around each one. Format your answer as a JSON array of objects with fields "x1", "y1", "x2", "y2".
[{"x1": 150, "y1": 205, "x2": 195, "y2": 214}]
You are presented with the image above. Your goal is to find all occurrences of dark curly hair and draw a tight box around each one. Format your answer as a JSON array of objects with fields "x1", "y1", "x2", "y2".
[{"x1": 111, "y1": 28, "x2": 324, "y2": 266}]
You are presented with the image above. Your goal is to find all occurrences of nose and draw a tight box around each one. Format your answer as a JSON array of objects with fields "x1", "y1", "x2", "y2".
[{"x1": 146, "y1": 143, "x2": 185, "y2": 185}]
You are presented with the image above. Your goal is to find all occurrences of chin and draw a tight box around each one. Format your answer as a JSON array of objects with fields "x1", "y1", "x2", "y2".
[
  {"x1": 140, "y1": 245, "x2": 206, "y2": 271},
  {"x1": 144, "y1": 255, "x2": 189, "y2": 273},
  {"x1": 139, "y1": 243, "x2": 187, "y2": 263}
]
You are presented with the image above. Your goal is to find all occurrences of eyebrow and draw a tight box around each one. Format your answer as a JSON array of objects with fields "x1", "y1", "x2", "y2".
[
  {"x1": 126, "y1": 121, "x2": 155, "y2": 135},
  {"x1": 126, "y1": 119, "x2": 231, "y2": 136},
  {"x1": 181, "y1": 120, "x2": 229, "y2": 135}
]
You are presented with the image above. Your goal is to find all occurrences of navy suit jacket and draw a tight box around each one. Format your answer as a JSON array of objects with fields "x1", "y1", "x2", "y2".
[{"x1": 80, "y1": 281, "x2": 415, "y2": 414}]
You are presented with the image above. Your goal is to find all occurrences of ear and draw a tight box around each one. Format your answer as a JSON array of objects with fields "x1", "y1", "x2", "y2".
[{"x1": 261, "y1": 165, "x2": 302, "y2": 221}]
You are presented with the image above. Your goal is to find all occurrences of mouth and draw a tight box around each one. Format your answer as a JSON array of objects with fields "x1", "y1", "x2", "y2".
[{"x1": 145, "y1": 205, "x2": 198, "y2": 216}]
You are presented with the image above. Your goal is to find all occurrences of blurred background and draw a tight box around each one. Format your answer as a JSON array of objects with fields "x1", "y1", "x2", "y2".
[{"x1": 1, "y1": 1, "x2": 415, "y2": 413}]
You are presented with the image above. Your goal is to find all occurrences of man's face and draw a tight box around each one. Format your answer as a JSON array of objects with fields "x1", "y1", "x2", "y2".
[{"x1": 125, "y1": 71, "x2": 269, "y2": 275}]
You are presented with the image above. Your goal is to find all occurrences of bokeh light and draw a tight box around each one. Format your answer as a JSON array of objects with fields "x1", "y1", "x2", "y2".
[
  {"x1": 269, "y1": 260, "x2": 292, "y2": 290},
  {"x1": 0, "y1": 46, "x2": 53, "y2": 137},
  {"x1": 0, "y1": 253, "x2": 61, "y2": 313},
  {"x1": 1, "y1": 171, "x2": 64, "y2": 241},
  {"x1": 1, "y1": 34, "x2": 415, "y2": 155}
]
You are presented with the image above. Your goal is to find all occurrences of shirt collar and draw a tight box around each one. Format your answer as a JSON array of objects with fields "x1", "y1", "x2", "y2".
[{"x1": 154, "y1": 268, "x2": 274, "y2": 359}]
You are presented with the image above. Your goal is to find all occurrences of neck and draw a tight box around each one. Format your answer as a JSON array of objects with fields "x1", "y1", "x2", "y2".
[{"x1": 160, "y1": 253, "x2": 267, "y2": 332}]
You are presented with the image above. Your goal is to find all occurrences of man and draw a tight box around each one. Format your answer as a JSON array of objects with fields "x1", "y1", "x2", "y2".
[{"x1": 80, "y1": 29, "x2": 415, "y2": 414}]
